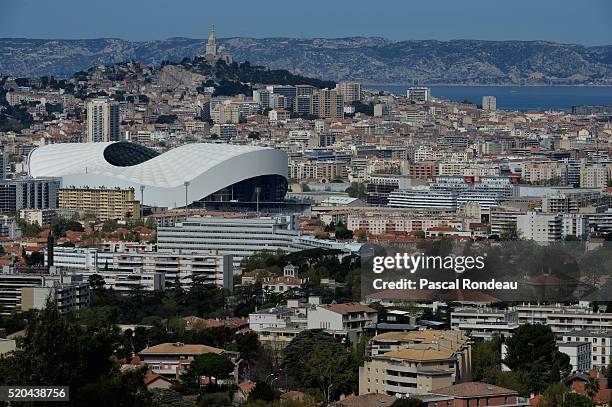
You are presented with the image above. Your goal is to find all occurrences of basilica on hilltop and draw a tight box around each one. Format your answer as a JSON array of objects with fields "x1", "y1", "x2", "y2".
[{"x1": 201, "y1": 24, "x2": 233, "y2": 64}]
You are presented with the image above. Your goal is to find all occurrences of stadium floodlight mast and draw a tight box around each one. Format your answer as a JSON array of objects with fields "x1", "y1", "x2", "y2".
[
  {"x1": 140, "y1": 185, "x2": 145, "y2": 219},
  {"x1": 184, "y1": 181, "x2": 190, "y2": 213}
]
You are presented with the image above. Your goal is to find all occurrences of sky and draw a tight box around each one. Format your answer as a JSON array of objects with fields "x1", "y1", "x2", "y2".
[{"x1": 0, "y1": 0, "x2": 610, "y2": 45}]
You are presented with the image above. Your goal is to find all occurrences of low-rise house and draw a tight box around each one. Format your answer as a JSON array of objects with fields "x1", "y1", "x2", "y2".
[
  {"x1": 143, "y1": 371, "x2": 173, "y2": 390},
  {"x1": 139, "y1": 342, "x2": 224, "y2": 380},
  {"x1": 565, "y1": 371, "x2": 612, "y2": 405},
  {"x1": 330, "y1": 393, "x2": 397, "y2": 407},
  {"x1": 427, "y1": 382, "x2": 529, "y2": 407},
  {"x1": 262, "y1": 264, "x2": 305, "y2": 295}
]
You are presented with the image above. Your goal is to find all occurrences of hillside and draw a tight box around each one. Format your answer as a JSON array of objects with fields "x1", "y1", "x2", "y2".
[{"x1": 0, "y1": 37, "x2": 611, "y2": 85}]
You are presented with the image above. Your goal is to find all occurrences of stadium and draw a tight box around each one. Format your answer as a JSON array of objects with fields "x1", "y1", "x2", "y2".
[{"x1": 28, "y1": 142, "x2": 289, "y2": 209}]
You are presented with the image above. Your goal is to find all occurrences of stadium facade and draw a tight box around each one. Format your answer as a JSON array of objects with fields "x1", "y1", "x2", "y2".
[{"x1": 28, "y1": 142, "x2": 288, "y2": 209}]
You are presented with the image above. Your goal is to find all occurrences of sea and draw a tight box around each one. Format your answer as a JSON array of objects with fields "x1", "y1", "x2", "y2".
[{"x1": 370, "y1": 85, "x2": 612, "y2": 112}]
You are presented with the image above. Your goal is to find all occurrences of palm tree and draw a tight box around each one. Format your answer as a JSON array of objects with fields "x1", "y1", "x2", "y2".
[{"x1": 585, "y1": 376, "x2": 600, "y2": 400}]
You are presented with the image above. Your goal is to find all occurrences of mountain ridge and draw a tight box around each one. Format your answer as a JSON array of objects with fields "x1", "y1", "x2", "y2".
[{"x1": 1, "y1": 37, "x2": 611, "y2": 85}]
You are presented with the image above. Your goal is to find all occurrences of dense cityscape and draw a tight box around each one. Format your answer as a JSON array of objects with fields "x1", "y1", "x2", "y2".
[{"x1": 0, "y1": 12, "x2": 611, "y2": 407}]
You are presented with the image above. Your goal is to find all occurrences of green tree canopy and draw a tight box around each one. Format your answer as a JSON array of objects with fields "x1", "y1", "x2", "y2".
[
  {"x1": 182, "y1": 353, "x2": 234, "y2": 389},
  {"x1": 504, "y1": 324, "x2": 558, "y2": 392},
  {"x1": 282, "y1": 330, "x2": 353, "y2": 401},
  {"x1": 391, "y1": 398, "x2": 426, "y2": 407}
]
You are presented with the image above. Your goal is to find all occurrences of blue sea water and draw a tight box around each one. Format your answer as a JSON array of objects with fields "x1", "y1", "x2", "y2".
[{"x1": 371, "y1": 85, "x2": 612, "y2": 112}]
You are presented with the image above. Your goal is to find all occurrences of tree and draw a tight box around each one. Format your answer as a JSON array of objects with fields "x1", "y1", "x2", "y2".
[
  {"x1": 553, "y1": 351, "x2": 572, "y2": 380},
  {"x1": 0, "y1": 298, "x2": 142, "y2": 404},
  {"x1": 538, "y1": 382, "x2": 595, "y2": 407},
  {"x1": 156, "y1": 114, "x2": 177, "y2": 124},
  {"x1": 89, "y1": 274, "x2": 106, "y2": 290},
  {"x1": 346, "y1": 182, "x2": 366, "y2": 200},
  {"x1": 391, "y1": 399, "x2": 426, "y2": 407},
  {"x1": 249, "y1": 381, "x2": 280, "y2": 402},
  {"x1": 51, "y1": 217, "x2": 84, "y2": 237},
  {"x1": 150, "y1": 389, "x2": 192, "y2": 407},
  {"x1": 585, "y1": 377, "x2": 600, "y2": 400},
  {"x1": 499, "y1": 223, "x2": 520, "y2": 241},
  {"x1": 471, "y1": 336, "x2": 502, "y2": 381},
  {"x1": 182, "y1": 353, "x2": 234, "y2": 390},
  {"x1": 503, "y1": 324, "x2": 558, "y2": 392},
  {"x1": 483, "y1": 369, "x2": 532, "y2": 398},
  {"x1": 73, "y1": 367, "x2": 151, "y2": 407},
  {"x1": 17, "y1": 219, "x2": 43, "y2": 237},
  {"x1": 282, "y1": 330, "x2": 353, "y2": 401}
]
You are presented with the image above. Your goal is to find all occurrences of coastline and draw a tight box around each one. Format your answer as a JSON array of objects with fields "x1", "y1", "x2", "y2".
[{"x1": 364, "y1": 83, "x2": 612, "y2": 88}]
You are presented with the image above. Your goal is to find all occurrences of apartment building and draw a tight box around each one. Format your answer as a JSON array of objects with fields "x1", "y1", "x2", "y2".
[
  {"x1": 408, "y1": 162, "x2": 439, "y2": 179},
  {"x1": 515, "y1": 211, "x2": 589, "y2": 242},
  {"x1": 359, "y1": 330, "x2": 471, "y2": 397},
  {"x1": 346, "y1": 213, "x2": 476, "y2": 236},
  {"x1": 157, "y1": 214, "x2": 302, "y2": 270},
  {"x1": 541, "y1": 191, "x2": 600, "y2": 213},
  {"x1": 307, "y1": 303, "x2": 378, "y2": 344},
  {"x1": 406, "y1": 87, "x2": 431, "y2": 103},
  {"x1": 450, "y1": 308, "x2": 519, "y2": 339},
  {"x1": 48, "y1": 246, "x2": 233, "y2": 290},
  {"x1": 59, "y1": 186, "x2": 140, "y2": 221},
  {"x1": 86, "y1": 98, "x2": 120, "y2": 142},
  {"x1": 482, "y1": 95, "x2": 497, "y2": 111},
  {"x1": 336, "y1": 82, "x2": 362, "y2": 103},
  {"x1": 0, "y1": 215, "x2": 21, "y2": 238},
  {"x1": 489, "y1": 206, "x2": 522, "y2": 236},
  {"x1": 0, "y1": 177, "x2": 61, "y2": 213},
  {"x1": 388, "y1": 187, "x2": 458, "y2": 210},
  {"x1": 515, "y1": 304, "x2": 612, "y2": 334},
  {"x1": 561, "y1": 330, "x2": 612, "y2": 370},
  {"x1": 0, "y1": 269, "x2": 90, "y2": 315},
  {"x1": 19, "y1": 208, "x2": 57, "y2": 226},
  {"x1": 516, "y1": 211, "x2": 563, "y2": 242},
  {"x1": 522, "y1": 162, "x2": 568, "y2": 184},
  {"x1": 365, "y1": 174, "x2": 413, "y2": 206},
  {"x1": 556, "y1": 341, "x2": 592, "y2": 373},
  {"x1": 580, "y1": 165, "x2": 609, "y2": 188},
  {"x1": 310, "y1": 88, "x2": 344, "y2": 119}
]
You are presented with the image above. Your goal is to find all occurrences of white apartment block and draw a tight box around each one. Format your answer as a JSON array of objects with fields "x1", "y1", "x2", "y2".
[
  {"x1": 47, "y1": 246, "x2": 232, "y2": 290},
  {"x1": 307, "y1": 303, "x2": 377, "y2": 344},
  {"x1": 515, "y1": 304, "x2": 612, "y2": 334},
  {"x1": 450, "y1": 308, "x2": 519, "y2": 339},
  {"x1": 556, "y1": 341, "x2": 592, "y2": 373},
  {"x1": 516, "y1": 211, "x2": 590, "y2": 242},
  {"x1": 516, "y1": 211, "x2": 563, "y2": 242},
  {"x1": 561, "y1": 330, "x2": 612, "y2": 371},
  {"x1": 388, "y1": 187, "x2": 458, "y2": 210},
  {"x1": 157, "y1": 215, "x2": 302, "y2": 270}
]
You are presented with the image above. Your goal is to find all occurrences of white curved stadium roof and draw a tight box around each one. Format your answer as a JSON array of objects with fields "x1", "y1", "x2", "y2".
[{"x1": 29, "y1": 142, "x2": 288, "y2": 209}]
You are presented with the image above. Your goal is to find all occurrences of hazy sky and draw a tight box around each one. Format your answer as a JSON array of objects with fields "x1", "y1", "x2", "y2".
[{"x1": 0, "y1": 0, "x2": 610, "y2": 45}]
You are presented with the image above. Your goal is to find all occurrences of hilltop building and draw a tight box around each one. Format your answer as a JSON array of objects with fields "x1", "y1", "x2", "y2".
[{"x1": 202, "y1": 24, "x2": 233, "y2": 64}]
